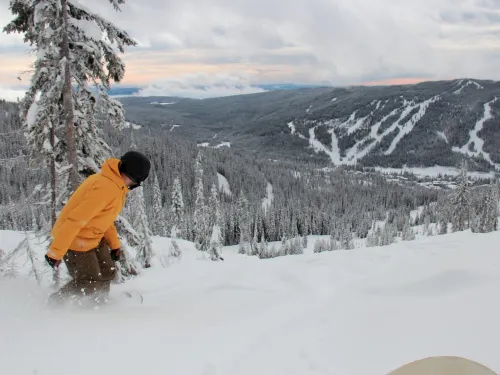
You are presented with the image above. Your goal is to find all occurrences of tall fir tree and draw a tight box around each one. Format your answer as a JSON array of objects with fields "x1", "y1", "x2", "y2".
[
  {"x1": 207, "y1": 183, "x2": 223, "y2": 260},
  {"x1": 237, "y1": 189, "x2": 251, "y2": 254},
  {"x1": 208, "y1": 183, "x2": 221, "y2": 229},
  {"x1": 4, "y1": 0, "x2": 136, "y2": 197},
  {"x1": 193, "y1": 152, "x2": 208, "y2": 250},
  {"x1": 401, "y1": 220, "x2": 416, "y2": 241},
  {"x1": 208, "y1": 224, "x2": 224, "y2": 261},
  {"x1": 4, "y1": 0, "x2": 143, "y2": 279},
  {"x1": 380, "y1": 223, "x2": 395, "y2": 246},
  {"x1": 152, "y1": 172, "x2": 167, "y2": 236},
  {"x1": 451, "y1": 160, "x2": 471, "y2": 232},
  {"x1": 134, "y1": 186, "x2": 154, "y2": 268},
  {"x1": 479, "y1": 184, "x2": 499, "y2": 233},
  {"x1": 171, "y1": 176, "x2": 185, "y2": 238}
]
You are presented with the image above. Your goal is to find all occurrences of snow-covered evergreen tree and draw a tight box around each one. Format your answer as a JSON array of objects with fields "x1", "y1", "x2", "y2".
[
  {"x1": 250, "y1": 220, "x2": 259, "y2": 256},
  {"x1": 4, "y1": 0, "x2": 136, "y2": 194},
  {"x1": 158, "y1": 226, "x2": 182, "y2": 268},
  {"x1": 258, "y1": 236, "x2": 276, "y2": 259},
  {"x1": 208, "y1": 224, "x2": 224, "y2": 261},
  {"x1": 25, "y1": 235, "x2": 42, "y2": 285},
  {"x1": 171, "y1": 176, "x2": 185, "y2": 239},
  {"x1": 208, "y1": 184, "x2": 221, "y2": 229},
  {"x1": 339, "y1": 225, "x2": 354, "y2": 250},
  {"x1": 401, "y1": 221, "x2": 415, "y2": 241},
  {"x1": 380, "y1": 223, "x2": 395, "y2": 246},
  {"x1": 286, "y1": 236, "x2": 304, "y2": 255},
  {"x1": 237, "y1": 190, "x2": 251, "y2": 254},
  {"x1": 4, "y1": 260, "x2": 19, "y2": 279},
  {"x1": 124, "y1": 184, "x2": 141, "y2": 229},
  {"x1": 314, "y1": 238, "x2": 330, "y2": 253},
  {"x1": 169, "y1": 226, "x2": 181, "y2": 258},
  {"x1": 451, "y1": 160, "x2": 471, "y2": 232},
  {"x1": 267, "y1": 207, "x2": 276, "y2": 241},
  {"x1": 113, "y1": 235, "x2": 140, "y2": 283},
  {"x1": 4, "y1": 0, "x2": 146, "y2": 279},
  {"x1": 478, "y1": 184, "x2": 498, "y2": 233},
  {"x1": 256, "y1": 233, "x2": 268, "y2": 258},
  {"x1": 152, "y1": 172, "x2": 167, "y2": 236},
  {"x1": 437, "y1": 200, "x2": 450, "y2": 235},
  {"x1": 366, "y1": 230, "x2": 379, "y2": 247},
  {"x1": 133, "y1": 186, "x2": 154, "y2": 268},
  {"x1": 193, "y1": 152, "x2": 208, "y2": 250}
]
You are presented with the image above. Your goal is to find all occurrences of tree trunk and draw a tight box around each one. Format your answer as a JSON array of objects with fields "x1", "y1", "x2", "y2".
[
  {"x1": 60, "y1": 0, "x2": 78, "y2": 191},
  {"x1": 50, "y1": 122, "x2": 56, "y2": 226}
]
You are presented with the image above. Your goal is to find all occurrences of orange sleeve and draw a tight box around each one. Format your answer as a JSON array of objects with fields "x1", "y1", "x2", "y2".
[
  {"x1": 103, "y1": 223, "x2": 121, "y2": 250},
  {"x1": 47, "y1": 181, "x2": 112, "y2": 260}
]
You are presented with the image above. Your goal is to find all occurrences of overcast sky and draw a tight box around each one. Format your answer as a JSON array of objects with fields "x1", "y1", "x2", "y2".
[{"x1": 1, "y1": 0, "x2": 500, "y2": 99}]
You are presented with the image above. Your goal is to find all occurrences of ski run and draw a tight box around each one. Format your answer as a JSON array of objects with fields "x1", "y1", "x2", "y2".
[{"x1": 1, "y1": 229, "x2": 500, "y2": 375}]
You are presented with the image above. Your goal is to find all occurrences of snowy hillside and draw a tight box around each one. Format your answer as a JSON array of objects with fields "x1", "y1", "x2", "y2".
[
  {"x1": 2, "y1": 229, "x2": 500, "y2": 375},
  {"x1": 119, "y1": 78, "x2": 500, "y2": 172}
]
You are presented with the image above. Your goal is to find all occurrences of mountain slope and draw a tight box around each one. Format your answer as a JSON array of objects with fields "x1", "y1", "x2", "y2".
[
  {"x1": 1, "y1": 229, "x2": 500, "y2": 375},
  {"x1": 119, "y1": 78, "x2": 500, "y2": 171}
]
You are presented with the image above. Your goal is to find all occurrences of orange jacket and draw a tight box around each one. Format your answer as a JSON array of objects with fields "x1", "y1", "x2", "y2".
[{"x1": 46, "y1": 158, "x2": 129, "y2": 260}]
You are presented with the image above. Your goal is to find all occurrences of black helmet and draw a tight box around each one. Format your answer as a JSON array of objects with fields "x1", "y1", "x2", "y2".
[{"x1": 119, "y1": 151, "x2": 151, "y2": 186}]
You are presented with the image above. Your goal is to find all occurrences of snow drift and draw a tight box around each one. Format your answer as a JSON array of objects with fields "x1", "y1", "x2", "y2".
[{"x1": 1, "y1": 230, "x2": 500, "y2": 375}]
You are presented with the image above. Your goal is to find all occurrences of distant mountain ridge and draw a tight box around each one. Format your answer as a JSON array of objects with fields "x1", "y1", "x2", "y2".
[
  {"x1": 118, "y1": 78, "x2": 500, "y2": 172},
  {"x1": 105, "y1": 83, "x2": 327, "y2": 97}
]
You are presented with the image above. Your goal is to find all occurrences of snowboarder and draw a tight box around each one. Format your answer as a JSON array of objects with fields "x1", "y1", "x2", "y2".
[{"x1": 44, "y1": 151, "x2": 151, "y2": 306}]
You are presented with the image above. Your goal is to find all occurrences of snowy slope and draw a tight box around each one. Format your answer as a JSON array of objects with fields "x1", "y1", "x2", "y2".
[
  {"x1": 293, "y1": 95, "x2": 442, "y2": 166},
  {"x1": 452, "y1": 98, "x2": 500, "y2": 170},
  {"x1": 217, "y1": 173, "x2": 232, "y2": 196},
  {"x1": 120, "y1": 78, "x2": 500, "y2": 171},
  {"x1": 2, "y1": 230, "x2": 500, "y2": 375}
]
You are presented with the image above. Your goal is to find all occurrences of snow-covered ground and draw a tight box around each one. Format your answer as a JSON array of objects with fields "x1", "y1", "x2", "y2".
[
  {"x1": 197, "y1": 142, "x2": 231, "y2": 149},
  {"x1": 2, "y1": 230, "x2": 500, "y2": 375},
  {"x1": 123, "y1": 121, "x2": 141, "y2": 130},
  {"x1": 374, "y1": 165, "x2": 496, "y2": 180}
]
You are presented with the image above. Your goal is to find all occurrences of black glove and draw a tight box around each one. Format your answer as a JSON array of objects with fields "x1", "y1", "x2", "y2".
[
  {"x1": 110, "y1": 248, "x2": 120, "y2": 261},
  {"x1": 45, "y1": 254, "x2": 61, "y2": 269}
]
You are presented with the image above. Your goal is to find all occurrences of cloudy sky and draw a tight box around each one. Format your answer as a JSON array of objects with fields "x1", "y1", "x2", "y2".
[{"x1": 1, "y1": 0, "x2": 500, "y2": 99}]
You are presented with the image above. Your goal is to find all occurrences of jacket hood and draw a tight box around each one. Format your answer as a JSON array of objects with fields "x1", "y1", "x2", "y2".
[{"x1": 101, "y1": 158, "x2": 128, "y2": 190}]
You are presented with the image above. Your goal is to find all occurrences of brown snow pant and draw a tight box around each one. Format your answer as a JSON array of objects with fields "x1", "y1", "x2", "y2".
[{"x1": 50, "y1": 240, "x2": 116, "y2": 304}]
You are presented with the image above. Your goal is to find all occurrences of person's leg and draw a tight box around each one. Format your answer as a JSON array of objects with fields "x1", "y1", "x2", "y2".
[
  {"x1": 49, "y1": 249, "x2": 102, "y2": 304},
  {"x1": 93, "y1": 240, "x2": 116, "y2": 301}
]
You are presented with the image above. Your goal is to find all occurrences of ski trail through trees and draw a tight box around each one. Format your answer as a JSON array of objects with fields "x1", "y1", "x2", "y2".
[{"x1": 452, "y1": 98, "x2": 500, "y2": 170}]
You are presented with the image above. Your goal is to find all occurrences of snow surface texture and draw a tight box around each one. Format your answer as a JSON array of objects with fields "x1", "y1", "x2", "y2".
[{"x1": 2, "y1": 230, "x2": 500, "y2": 375}]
